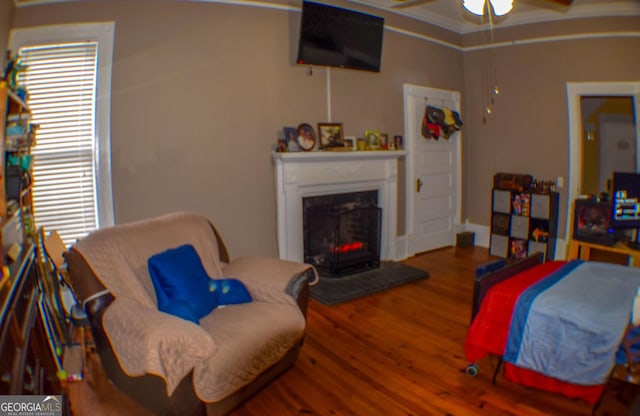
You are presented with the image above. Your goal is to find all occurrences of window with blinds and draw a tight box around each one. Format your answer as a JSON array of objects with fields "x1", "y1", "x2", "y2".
[{"x1": 17, "y1": 42, "x2": 99, "y2": 246}]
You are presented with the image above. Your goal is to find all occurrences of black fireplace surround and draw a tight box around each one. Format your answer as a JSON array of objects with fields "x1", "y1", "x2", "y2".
[{"x1": 303, "y1": 191, "x2": 381, "y2": 277}]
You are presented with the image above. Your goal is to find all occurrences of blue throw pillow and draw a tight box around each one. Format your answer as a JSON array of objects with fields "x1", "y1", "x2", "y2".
[
  {"x1": 210, "y1": 279, "x2": 252, "y2": 305},
  {"x1": 148, "y1": 244, "x2": 219, "y2": 323}
]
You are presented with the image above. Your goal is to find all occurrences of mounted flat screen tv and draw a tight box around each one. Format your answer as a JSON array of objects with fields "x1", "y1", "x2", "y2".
[{"x1": 297, "y1": 1, "x2": 384, "y2": 72}]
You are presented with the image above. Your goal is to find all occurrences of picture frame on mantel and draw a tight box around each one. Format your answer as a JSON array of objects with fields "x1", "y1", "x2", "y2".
[
  {"x1": 380, "y1": 133, "x2": 389, "y2": 150},
  {"x1": 283, "y1": 126, "x2": 300, "y2": 152},
  {"x1": 296, "y1": 123, "x2": 317, "y2": 151},
  {"x1": 318, "y1": 123, "x2": 344, "y2": 149},
  {"x1": 344, "y1": 136, "x2": 357, "y2": 150},
  {"x1": 365, "y1": 130, "x2": 381, "y2": 150},
  {"x1": 394, "y1": 135, "x2": 403, "y2": 150}
]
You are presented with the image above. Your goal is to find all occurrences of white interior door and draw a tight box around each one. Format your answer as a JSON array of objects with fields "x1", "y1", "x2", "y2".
[
  {"x1": 599, "y1": 118, "x2": 636, "y2": 191},
  {"x1": 403, "y1": 84, "x2": 461, "y2": 256}
]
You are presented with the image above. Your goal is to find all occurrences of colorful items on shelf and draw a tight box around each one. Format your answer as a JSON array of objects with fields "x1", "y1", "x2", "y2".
[
  {"x1": 489, "y1": 175, "x2": 559, "y2": 262},
  {"x1": 5, "y1": 121, "x2": 37, "y2": 151},
  {"x1": 3, "y1": 52, "x2": 28, "y2": 95}
]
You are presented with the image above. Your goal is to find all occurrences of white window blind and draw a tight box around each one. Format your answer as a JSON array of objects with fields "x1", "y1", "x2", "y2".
[{"x1": 17, "y1": 42, "x2": 99, "y2": 246}]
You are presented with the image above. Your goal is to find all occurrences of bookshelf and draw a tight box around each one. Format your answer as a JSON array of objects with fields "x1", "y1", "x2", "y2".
[{"x1": 489, "y1": 188, "x2": 559, "y2": 261}]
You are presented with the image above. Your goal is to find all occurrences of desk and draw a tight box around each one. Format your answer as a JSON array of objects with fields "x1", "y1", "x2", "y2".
[{"x1": 567, "y1": 239, "x2": 640, "y2": 267}]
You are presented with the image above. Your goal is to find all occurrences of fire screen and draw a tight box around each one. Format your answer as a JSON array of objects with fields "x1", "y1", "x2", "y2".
[{"x1": 303, "y1": 191, "x2": 381, "y2": 277}]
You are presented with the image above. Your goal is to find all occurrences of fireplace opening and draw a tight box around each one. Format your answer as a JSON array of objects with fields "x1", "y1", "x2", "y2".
[{"x1": 303, "y1": 191, "x2": 381, "y2": 277}]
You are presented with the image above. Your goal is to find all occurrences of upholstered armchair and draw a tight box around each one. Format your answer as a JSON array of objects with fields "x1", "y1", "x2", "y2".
[{"x1": 64, "y1": 212, "x2": 315, "y2": 416}]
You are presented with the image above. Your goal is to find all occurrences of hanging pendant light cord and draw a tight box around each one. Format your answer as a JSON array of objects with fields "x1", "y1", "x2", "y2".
[{"x1": 480, "y1": 0, "x2": 500, "y2": 123}]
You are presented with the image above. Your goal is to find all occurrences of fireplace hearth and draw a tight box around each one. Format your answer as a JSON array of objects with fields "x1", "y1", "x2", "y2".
[{"x1": 303, "y1": 191, "x2": 381, "y2": 277}]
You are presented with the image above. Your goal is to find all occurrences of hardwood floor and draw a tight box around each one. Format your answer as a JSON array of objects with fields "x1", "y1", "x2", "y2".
[{"x1": 64, "y1": 246, "x2": 639, "y2": 415}]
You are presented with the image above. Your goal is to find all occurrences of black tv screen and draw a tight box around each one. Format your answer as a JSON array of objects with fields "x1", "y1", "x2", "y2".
[
  {"x1": 297, "y1": 1, "x2": 384, "y2": 72},
  {"x1": 611, "y1": 172, "x2": 640, "y2": 229},
  {"x1": 573, "y1": 199, "x2": 616, "y2": 245}
]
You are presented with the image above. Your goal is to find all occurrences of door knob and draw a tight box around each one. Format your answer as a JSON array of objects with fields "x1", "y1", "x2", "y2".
[{"x1": 416, "y1": 178, "x2": 423, "y2": 193}]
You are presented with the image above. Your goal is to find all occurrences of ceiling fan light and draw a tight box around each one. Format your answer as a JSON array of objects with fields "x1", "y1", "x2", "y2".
[
  {"x1": 490, "y1": 0, "x2": 513, "y2": 16},
  {"x1": 462, "y1": 0, "x2": 485, "y2": 16}
]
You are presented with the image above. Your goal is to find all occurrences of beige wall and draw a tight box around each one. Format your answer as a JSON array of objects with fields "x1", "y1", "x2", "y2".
[
  {"x1": 0, "y1": 0, "x2": 14, "y2": 70},
  {"x1": 461, "y1": 17, "x2": 640, "y2": 239},
  {"x1": 9, "y1": 0, "x2": 640, "y2": 255},
  {"x1": 12, "y1": 0, "x2": 464, "y2": 257}
]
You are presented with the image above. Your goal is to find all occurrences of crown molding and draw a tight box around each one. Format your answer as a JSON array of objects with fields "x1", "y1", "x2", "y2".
[
  {"x1": 12, "y1": 0, "x2": 640, "y2": 37},
  {"x1": 14, "y1": 0, "x2": 84, "y2": 6}
]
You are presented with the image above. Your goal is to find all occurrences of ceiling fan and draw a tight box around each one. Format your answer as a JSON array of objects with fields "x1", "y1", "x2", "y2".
[{"x1": 391, "y1": 0, "x2": 574, "y2": 12}]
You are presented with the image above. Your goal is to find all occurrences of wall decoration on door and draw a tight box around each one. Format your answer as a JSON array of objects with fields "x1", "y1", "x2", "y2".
[{"x1": 421, "y1": 104, "x2": 463, "y2": 140}]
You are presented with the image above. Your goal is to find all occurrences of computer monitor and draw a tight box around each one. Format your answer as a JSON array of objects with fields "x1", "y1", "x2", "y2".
[{"x1": 611, "y1": 172, "x2": 640, "y2": 229}]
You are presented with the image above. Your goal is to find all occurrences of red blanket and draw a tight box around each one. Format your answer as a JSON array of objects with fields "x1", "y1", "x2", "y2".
[{"x1": 464, "y1": 261, "x2": 605, "y2": 405}]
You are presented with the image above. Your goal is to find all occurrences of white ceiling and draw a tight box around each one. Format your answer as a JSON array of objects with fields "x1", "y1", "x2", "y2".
[{"x1": 346, "y1": 0, "x2": 640, "y2": 34}]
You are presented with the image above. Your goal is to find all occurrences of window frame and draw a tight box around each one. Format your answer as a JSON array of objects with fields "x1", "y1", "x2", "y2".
[{"x1": 9, "y1": 22, "x2": 116, "y2": 233}]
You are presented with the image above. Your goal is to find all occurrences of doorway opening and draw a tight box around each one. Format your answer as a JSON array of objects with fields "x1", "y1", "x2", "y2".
[
  {"x1": 580, "y1": 96, "x2": 636, "y2": 197},
  {"x1": 566, "y1": 82, "x2": 640, "y2": 250}
]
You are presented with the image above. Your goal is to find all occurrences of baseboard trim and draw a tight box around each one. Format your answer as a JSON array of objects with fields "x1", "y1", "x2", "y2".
[
  {"x1": 456, "y1": 223, "x2": 490, "y2": 248},
  {"x1": 396, "y1": 225, "x2": 567, "y2": 260}
]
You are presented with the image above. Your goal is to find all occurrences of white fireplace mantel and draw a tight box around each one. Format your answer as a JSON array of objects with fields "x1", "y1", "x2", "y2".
[{"x1": 273, "y1": 150, "x2": 406, "y2": 263}]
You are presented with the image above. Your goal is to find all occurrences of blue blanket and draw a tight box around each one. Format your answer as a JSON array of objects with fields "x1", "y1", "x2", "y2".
[{"x1": 504, "y1": 261, "x2": 640, "y2": 385}]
